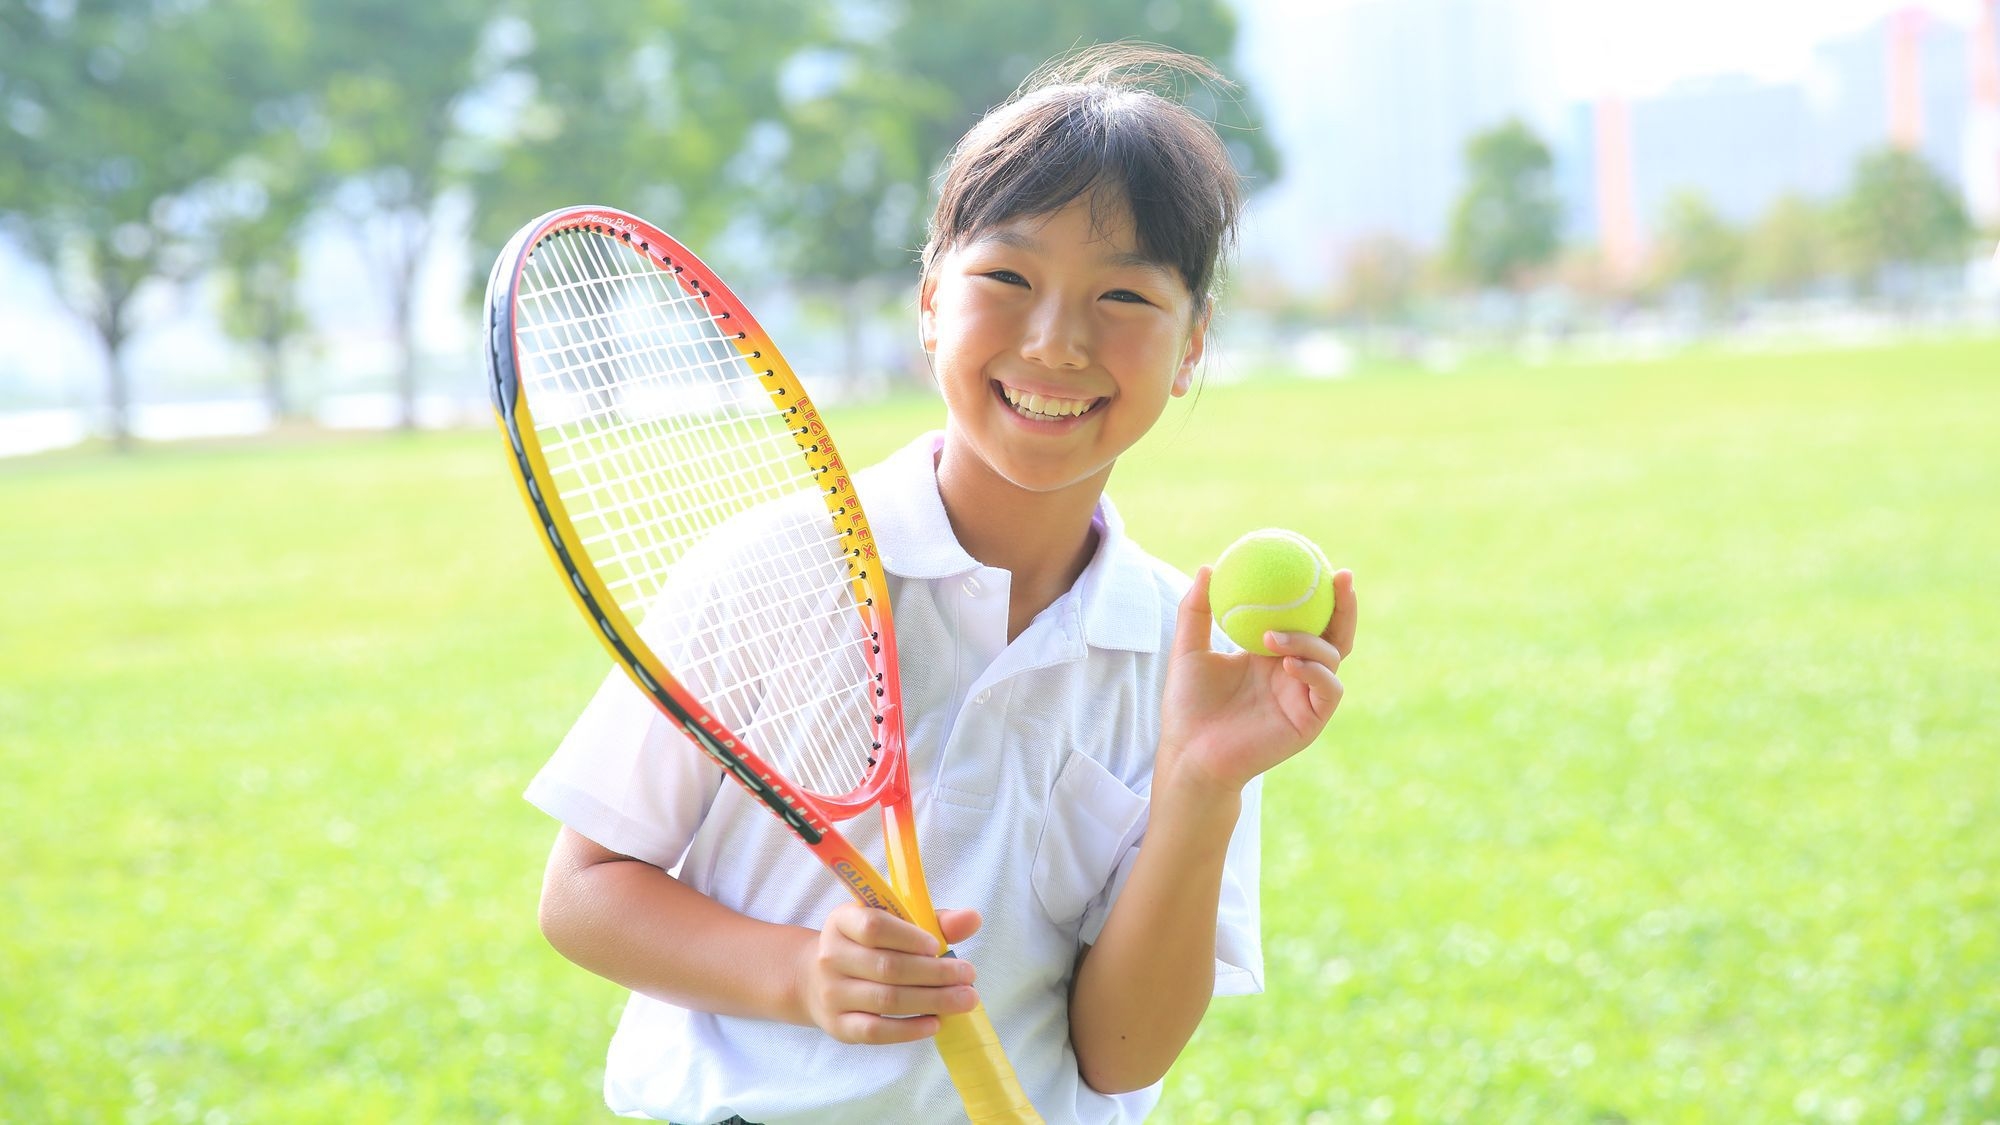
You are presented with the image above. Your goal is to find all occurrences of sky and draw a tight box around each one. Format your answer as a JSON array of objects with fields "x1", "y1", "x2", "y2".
[{"x1": 1538, "y1": 0, "x2": 1987, "y2": 98}]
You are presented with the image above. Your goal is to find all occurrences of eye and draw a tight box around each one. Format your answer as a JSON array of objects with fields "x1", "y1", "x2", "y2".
[
  {"x1": 1103, "y1": 289, "x2": 1151, "y2": 305},
  {"x1": 982, "y1": 269, "x2": 1028, "y2": 287}
]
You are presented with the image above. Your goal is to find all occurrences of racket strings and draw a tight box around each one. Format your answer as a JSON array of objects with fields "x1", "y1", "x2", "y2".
[{"x1": 514, "y1": 227, "x2": 879, "y2": 800}]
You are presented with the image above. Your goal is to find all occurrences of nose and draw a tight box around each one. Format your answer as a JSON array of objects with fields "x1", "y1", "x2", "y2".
[{"x1": 1020, "y1": 296, "x2": 1089, "y2": 369}]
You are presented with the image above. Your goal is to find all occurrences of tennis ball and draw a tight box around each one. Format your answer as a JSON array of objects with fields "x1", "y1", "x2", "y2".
[{"x1": 1208, "y1": 529, "x2": 1334, "y2": 657}]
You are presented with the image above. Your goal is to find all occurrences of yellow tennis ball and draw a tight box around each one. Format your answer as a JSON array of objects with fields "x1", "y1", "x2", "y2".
[{"x1": 1208, "y1": 529, "x2": 1335, "y2": 656}]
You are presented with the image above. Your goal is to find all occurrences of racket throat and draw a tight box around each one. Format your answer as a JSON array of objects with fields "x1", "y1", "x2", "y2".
[{"x1": 881, "y1": 800, "x2": 944, "y2": 946}]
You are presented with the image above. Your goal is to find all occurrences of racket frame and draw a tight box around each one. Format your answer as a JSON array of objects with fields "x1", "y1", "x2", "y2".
[
  {"x1": 485, "y1": 205, "x2": 921, "y2": 916},
  {"x1": 488, "y1": 205, "x2": 1034, "y2": 1122}
]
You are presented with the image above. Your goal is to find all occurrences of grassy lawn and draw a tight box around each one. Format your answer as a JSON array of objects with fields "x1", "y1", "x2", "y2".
[{"x1": 3, "y1": 337, "x2": 1995, "y2": 1122}]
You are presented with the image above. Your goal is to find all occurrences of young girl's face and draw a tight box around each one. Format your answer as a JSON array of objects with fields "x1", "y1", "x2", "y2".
[{"x1": 920, "y1": 190, "x2": 1208, "y2": 502}]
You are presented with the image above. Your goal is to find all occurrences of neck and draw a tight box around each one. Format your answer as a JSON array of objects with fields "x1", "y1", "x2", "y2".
[{"x1": 934, "y1": 444, "x2": 1106, "y2": 641}]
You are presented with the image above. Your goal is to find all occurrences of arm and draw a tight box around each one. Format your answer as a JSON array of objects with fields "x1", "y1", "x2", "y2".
[
  {"x1": 1067, "y1": 776, "x2": 1241, "y2": 1093},
  {"x1": 1068, "y1": 566, "x2": 1357, "y2": 1093},
  {"x1": 538, "y1": 826, "x2": 982, "y2": 1043}
]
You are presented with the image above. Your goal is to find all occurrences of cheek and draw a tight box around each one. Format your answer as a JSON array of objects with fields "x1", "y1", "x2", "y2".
[
  {"x1": 1108, "y1": 327, "x2": 1188, "y2": 381},
  {"x1": 936, "y1": 293, "x2": 1013, "y2": 353}
]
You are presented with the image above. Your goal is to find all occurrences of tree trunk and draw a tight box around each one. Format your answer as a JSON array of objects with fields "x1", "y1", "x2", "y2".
[
  {"x1": 260, "y1": 339, "x2": 288, "y2": 423},
  {"x1": 353, "y1": 201, "x2": 433, "y2": 433},
  {"x1": 105, "y1": 344, "x2": 132, "y2": 453},
  {"x1": 390, "y1": 220, "x2": 427, "y2": 432},
  {"x1": 95, "y1": 294, "x2": 133, "y2": 453},
  {"x1": 840, "y1": 286, "x2": 865, "y2": 388},
  {"x1": 394, "y1": 302, "x2": 418, "y2": 431}
]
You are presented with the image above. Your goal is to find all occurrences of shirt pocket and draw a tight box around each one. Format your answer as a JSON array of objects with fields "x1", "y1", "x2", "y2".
[{"x1": 1030, "y1": 751, "x2": 1148, "y2": 930}]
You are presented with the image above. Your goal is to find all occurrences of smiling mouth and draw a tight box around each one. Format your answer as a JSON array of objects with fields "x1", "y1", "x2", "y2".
[{"x1": 997, "y1": 382, "x2": 1102, "y2": 421}]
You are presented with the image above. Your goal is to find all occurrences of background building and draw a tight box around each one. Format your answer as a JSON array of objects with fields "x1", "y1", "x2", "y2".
[
  {"x1": 1240, "y1": 0, "x2": 2000, "y2": 277},
  {"x1": 1236, "y1": 0, "x2": 1563, "y2": 288}
]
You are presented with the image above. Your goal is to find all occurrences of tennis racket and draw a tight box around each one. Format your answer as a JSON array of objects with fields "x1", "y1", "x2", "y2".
[{"x1": 484, "y1": 205, "x2": 1040, "y2": 1124}]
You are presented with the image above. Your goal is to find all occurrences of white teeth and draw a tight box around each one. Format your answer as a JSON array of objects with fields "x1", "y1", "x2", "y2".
[{"x1": 1000, "y1": 385, "x2": 1095, "y2": 418}]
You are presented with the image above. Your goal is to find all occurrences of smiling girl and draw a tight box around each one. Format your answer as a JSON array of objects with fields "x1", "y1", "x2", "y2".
[{"x1": 527, "y1": 44, "x2": 1359, "y2": 1124}]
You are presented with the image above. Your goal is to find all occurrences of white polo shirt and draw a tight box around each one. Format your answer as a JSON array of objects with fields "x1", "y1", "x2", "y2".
[{"x1": 526, "y1": 432, "x2": 1264, "y2": 1124}]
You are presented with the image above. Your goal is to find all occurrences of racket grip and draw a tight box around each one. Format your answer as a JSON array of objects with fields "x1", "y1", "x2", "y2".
[{"x1": 934, "y1": 1000, "x2": 1042, "y2": 1123}]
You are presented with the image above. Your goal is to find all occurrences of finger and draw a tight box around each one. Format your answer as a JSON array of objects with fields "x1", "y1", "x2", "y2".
[
  {"x1": 830, "y1": 976, "x2": 981, "y2": 1021},
  {"x1": 1265, "y1": 627, "x2": 1343, "y2": 672},
  {"x1": 936, "y1": 908, "x2": 983, "y2": 946},
  {"x1": 1322, "y1": 568, "x2": 1357, "y2": 658},
  {"x1": 827, "y1": 1009, "x2": 964, "y2": 1046},
  {"x1": 866, "y1": 945, "x2": 975, "y2": 988},
  {"x1": 1284, "y1": 659, "x2": 1345, "y2": 717},
  {"x1": 821, "y1": 936, "x2": 976, "y2": 990},
  {"x1": 1170, "y1": 567, "x2": 1217, "y2": 661},
  {"x1": 829, "y1": 902, "x2": 950, "y2": 957}
]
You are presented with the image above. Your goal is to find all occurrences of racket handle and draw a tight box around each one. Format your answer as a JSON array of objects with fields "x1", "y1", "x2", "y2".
[{"x1": 934, "y1": 1000, "x2": 1042, "y2": 1123}]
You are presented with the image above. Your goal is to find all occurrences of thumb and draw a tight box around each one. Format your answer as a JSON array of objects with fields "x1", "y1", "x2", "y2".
[
  {"x1": 1172, "y1": 566, "x2": 1217, "y2": 660},
  {"x1": 936, "y1": 908, "x2": 983, "y2": 946}
]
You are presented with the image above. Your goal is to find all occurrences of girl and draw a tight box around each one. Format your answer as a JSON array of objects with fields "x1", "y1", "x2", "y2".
[{"x1": 527, "y1": 44, "x2": 1359, "y2": 1124}]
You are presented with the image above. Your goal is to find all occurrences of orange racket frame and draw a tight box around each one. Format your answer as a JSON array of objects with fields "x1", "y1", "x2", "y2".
[{"x1": 485, "y1": 206, "x2": 1039, "y2": 1123}]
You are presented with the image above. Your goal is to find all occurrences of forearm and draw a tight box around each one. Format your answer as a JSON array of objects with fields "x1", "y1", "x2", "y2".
[
  {"x1": 1068, "y1": 780, "x2": 1242, "y2": 1094},
  {"x1": 538, "y1": 827, "x2": 813, "y2": 1026}
]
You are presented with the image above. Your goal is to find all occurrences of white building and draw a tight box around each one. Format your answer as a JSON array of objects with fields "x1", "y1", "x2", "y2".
[{"x1": 1234, "y1": 0, "x2": 1563, "y2": 288}]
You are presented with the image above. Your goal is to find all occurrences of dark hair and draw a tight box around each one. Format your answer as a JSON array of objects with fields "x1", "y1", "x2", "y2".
[{"x1": 921, "y1": 44, "x2": 1244, "y2": 314}]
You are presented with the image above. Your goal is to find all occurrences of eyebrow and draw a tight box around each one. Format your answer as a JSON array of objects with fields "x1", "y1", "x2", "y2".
[{"x1": 979, "y1": 229, "x2": 1171, "y2": 276}]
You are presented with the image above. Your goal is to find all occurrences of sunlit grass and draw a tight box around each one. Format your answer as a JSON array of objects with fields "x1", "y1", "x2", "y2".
[{"x1": 3, "y1": 337, "x2": 1996, "y2": 1122}]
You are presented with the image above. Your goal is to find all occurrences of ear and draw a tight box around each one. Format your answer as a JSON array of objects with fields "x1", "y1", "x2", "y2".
[
  {"x1": 1172, "y1": 306, "x2": 1210, "y2": 397},
  {"x1": 918, "y1": 276, "x2": 939, "y2": 353}
]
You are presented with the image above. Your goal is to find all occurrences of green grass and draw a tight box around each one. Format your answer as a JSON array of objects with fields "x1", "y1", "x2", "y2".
[{"x1": 3, "y1": 338, "x2": 1996, "y2": 1123}]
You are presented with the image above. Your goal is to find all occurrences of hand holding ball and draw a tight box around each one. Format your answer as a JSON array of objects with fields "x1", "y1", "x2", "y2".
[{"x1": 1208, "y1": 529, "x2": 1335, "y2": 656}]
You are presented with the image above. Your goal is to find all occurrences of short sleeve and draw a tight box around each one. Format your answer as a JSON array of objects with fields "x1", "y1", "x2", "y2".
[
  {"x1": 1078, "y1": 774, "x2": 1265, "y2": 997},
  {"x1": 522, "y1": 503, "x2": 808, "y2": 869},
  {"x1": 523, "y1": 665, "x2": 722, "y2": 872}
]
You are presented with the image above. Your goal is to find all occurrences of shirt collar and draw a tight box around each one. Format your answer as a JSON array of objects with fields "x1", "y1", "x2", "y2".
[{"x1": 857, "y1": 432, "x2": 1165, "y2": 654}]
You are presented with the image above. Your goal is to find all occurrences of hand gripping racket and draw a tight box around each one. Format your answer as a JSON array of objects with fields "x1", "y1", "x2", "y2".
[{"x1": 485, "y1": 205, "x2": 1040, "y2": 1123}]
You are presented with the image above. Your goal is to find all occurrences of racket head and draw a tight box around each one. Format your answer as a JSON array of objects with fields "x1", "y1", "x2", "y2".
[
  {"x1": 484, "y1": 206, "x2": 908, "y2": 825},
  {"x1": 487, "y1": 205, "x2": 1041, "y2": 1124}
]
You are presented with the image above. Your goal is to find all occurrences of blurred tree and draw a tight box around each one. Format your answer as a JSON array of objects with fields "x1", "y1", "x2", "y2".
[
  {"x1": 1445, "y1": 119, "x2": 1561, "y2": 292},
  {"x1": 1652, "y1": 189, "x2": 1743, "y2": 319},
  {"x1": 882, "y1": 6, "x2": 1279, "y2": 213},
  {"x1": 756, "y1": 43, "x2": 942, "y2": 380},
  {"x1": 1837, "y1": 147, "x2": 1973, "y2": 296},
  {"x1": 468, "y1": 7, "x2": 1273, "y2": 384},
  {"x1": 0, "y1": 0, "x2": 289, "y2": 449},
  {"x1": 1332, "y1": 233, "x2": 1423, "y2": 328},
  {"x1": 771, "y1": 8, "x2": 1279, "y2": 378},
  {"x1": 1741, "y1": 193, "x2": 1830, "y2": 300},
  {"x1": 214, "y1": 151, "x2": 320, "y2": 422},
  {"x1": 1552, "y1": 244, "x2": 1638, "y2": 313},
  {"x1": 304, "y1": 0, "x2": 499, "y2": 430},
  {"x1": 468, "y1": 0, "x2": 820, "y2": 260},
  {"x1": 199, "y1": 0, "x2": 320, "y2": 423}
]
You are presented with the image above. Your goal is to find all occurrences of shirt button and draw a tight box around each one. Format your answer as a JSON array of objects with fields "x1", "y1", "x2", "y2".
[
  {"x1": 974, "y1": 690, "x2": 991, "y2": 705},
  {"x1": 961, "y1": 576, "x2": 981, "y2": 596}
]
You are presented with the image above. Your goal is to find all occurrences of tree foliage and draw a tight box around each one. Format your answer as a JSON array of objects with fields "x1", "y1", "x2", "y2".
[
  {"x1": 836, "y1": 6, "x2": 1278, "y2": 281},
  {"x1": 213, "y1": 149, "x2": 318, "y2": 421},
  {"x1": 301, "y1": 0, "x2": 502, "y2": 429},
  {"x1": 467, "y1": 0, "x2": 823, "y2": 263},
  {"x1": 1741, "y1": 193, "x2": 1830, "y2": 299},
  {"x1": 1652, "y1": 190, "x2": 1743, "y2": 315},
  {"x1": 1332, "y1": 234, "x2": 1423, "y2": 326},
  {"x1": 1446, "y1": 118, "x2": 1561, "y2": 291},
  {"x1": 1837, "y1": 147, "x2": 1973, "y2": 286},
  {"x1": 1, "y1": 1, "x2": 1279, "y2": 434},
  {"x1": 0, "y1": 0, "x2": 294, "y2": 447},
  {"x1": 762, "y1": 7, "x2": 1276, "y2": 377}
]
